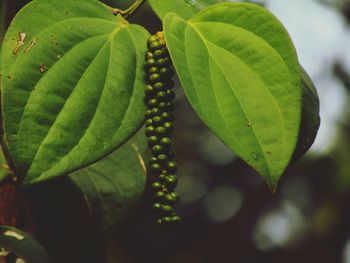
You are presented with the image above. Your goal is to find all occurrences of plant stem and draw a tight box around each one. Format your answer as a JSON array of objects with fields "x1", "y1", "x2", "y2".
[{"x1": 113, "y1": 0, "x2": 147, "y2": 19}]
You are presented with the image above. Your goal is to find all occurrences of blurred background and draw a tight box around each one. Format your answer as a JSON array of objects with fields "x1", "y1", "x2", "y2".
[{"x1": 3, "y1": 0, "x2": 350, "y2": 262}]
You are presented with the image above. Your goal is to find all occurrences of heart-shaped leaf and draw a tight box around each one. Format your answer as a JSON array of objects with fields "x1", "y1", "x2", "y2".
[
  {"x1": 164, "y1": 3, "x2": 302, "y2": 189},
  {"x1": 1, "y1": 0, "x2": 149, "y2": 185},
  {"x1": 69, "y1": 140, "x2": 146, "y2": 233},
  {"x1": 148, "y1": 0, "x2": 227, "y2": 20}
]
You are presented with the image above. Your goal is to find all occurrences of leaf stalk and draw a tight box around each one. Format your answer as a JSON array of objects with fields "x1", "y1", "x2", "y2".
[{"x1": 112, "y1": 0, "x2": 147, "y2": 19}]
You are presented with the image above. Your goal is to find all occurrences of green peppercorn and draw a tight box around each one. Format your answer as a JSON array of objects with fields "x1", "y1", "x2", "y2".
[
  {"x1": 152, "y1": 116, "x2": 163, "y2": 126},
  {"x1": 149, "y1": 73, "x2": 161, "y2": 84},
  {"x1": 147, "y1": 98, "x2": 158, "y2": 108},
  {"x1": 161, "y1": 205, "x2": 174, "y2": 215},
  {"x1": 147, "y1": 35, "x2": 158, "y2": 45},
  {"x1": 164, "y1": 192, "x2": 179, "y2": 205},
  {"x1": 167, "y1": 161, "x2": 178, "y2": 173},
  {"x1": 145, "y1": 85, "x2": 154, "y2": 96},
  {"x1": 159, "y1": 102, "x2": 175, "y2": 112},
  {"x1": 152, "y1": 203, "x2": 162, "y2": 211},
  {"x1": 146, "y1": 58, "x2": 156, "y2": 68},
  {"x1": 149, "y1": 108, "x2": 160, "y2": 117},
  {"x1": 150, "y1": 163, "x2": 162, "y2": 174},
  {"x1": 156, "y1": 91, "x2": 168, "y2": 102},
  {"x1": 149, "y1": 41, "x2": 162, "y2": 51},
  {"x1": 148, "y1": 66, "x2": 159, "y2": 75},
  {"x1": 166, "y1": 90, "x2": 176, "y2": 101},
  {"x1": 164, "y1": 175, "x2": 178, "y2": 189},
  {"x1": 145, "y1": 119, "x2": 153, "y2": 127},
  {"x1": 145, "y1": 126, "x2": 155, "y2": 137},
  {"x1": 154, "y1": 191, "x2": 166, "y2": 201},
  {"x1": 161, "y1": 216, "x2": 172, "y2": 223},
  {"x1": 164, "y1": 122, "x2": 174, "y2": 133},
  {"x1": 152, "y1": 144, "x2": 165, "y2": 155},
  {"x1": 157, "y1": 154, "x2": 168, "y2": 163},
  {"x1": 160, "y1": 137, "x2": 172, "y2": 148},
  {"x1": 153, "y1": 49, "x2": 167, "y2": 59},
  {"x1": 161, "y1": 112, "x2": 174, "y2": 122},
  {"x1": 151, "y1": 182, "x2": 163, "y2": 192},
  {"x1": 153, "y1": 82, "x2": 166, "y2": 92},
  {"x1": 160, "y1": 67, "x2": 174, "y2": 78},
  {"x1": 170, "y1": 216, "x2": 182, "y2": 223},
  {"x1": 147, "y1": 136, "x2": 159, "y2": 147},
  {"x1": 145, "y1": 51, "x2": 154, "y2": 60},
  {"x1": 156, "y1": 58, "x2": 166, "y2": 67},
  {"x1": 149, "y1": 157, "x2": 158, "y2": 165},
  {"x1": 155, "y1": 126, "x2": 167, "y2": 136}
]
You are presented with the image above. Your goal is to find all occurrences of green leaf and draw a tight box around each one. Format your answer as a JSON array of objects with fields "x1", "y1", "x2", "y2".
[
  {"x1": 0, "y1": 226, "x2": 52, "y2": 263},
  {"x1": 148, "y1": 0, "x2": 227, "y2": 21},
  {"x1": 291, "y1": 66, "x2": 320, "y2": 164},
  {"x1": 69, "y1": 141, "x2": 146, "y2": 233},
  {"x1": 164, "y1": 3, "x2": 302, "y2": 189},
  {"x1": 1, "y1": 0, "x2": 149, "y2": 185}
]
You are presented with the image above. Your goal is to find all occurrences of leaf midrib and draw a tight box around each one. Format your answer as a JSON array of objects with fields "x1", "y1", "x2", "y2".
[{"x1": 189, "y1": 22, "x2": 290, "y2": 176}]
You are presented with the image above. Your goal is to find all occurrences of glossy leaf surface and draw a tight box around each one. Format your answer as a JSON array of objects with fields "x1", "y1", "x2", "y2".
[
  {"x1": 164, "y1": 3, "x2": 302, "y2": 188},
  {"x1": 1, "y1": 0, "x2": 149, "y2": 185}
]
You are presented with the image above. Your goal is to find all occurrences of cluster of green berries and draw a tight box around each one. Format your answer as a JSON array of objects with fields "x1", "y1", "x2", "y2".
[{"x1": 144, "y1": 32, "x2": 181, "y2": 225}]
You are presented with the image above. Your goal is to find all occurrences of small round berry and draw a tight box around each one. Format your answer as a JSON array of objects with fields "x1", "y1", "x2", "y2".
[
  {"x1": 152, "y1": 145, "x2": 165, "y2": 155},
  {"x1": 148, "y1": 66, "x2": 159, "y2": 75},
  {"x1": 160, "y1": 67, "x2": 174, "y2": 78},
  {"x1": 161, "y1": 205, "x2": 174, "y2": 214},
  {"x1": 145, "y1": 51, "x2": 154, "y2": 60},
  {"x1": 145, "y1": 85, "x2": 154, "y2": 95},
  {"x1": 152, "y1": 116, "x2": 163, "y2": 126},
  {"x1": 151, "y1": 182, "x2": 163, "y2": 192},
  {"x1": 145, "y1": 119, "x2": 153, "y2": 127},
  {"x1": 149, "y1": 41, "x2": 162, "y2": 51},
  {"x1": 160, "y1": 137, "x2": 172, "y2": 148},
  {"x1": 154, "y1": 191, "x2": 166, "y2": 201},
  {"x1": 145, "y1": 126, "x2": 156, "y2": 137},
  {"x1": 166, "y1": 90, "x2": 176, "y2": 101},
  {"x1": 153, "y1": 82, "x2": 166, "y2": 92},
  {"x1": 147, "y1": 136, "x2": 159, "y2": 147},
  {"x1": 147, "y1": 98, "x2": 158, "y2": 108},
  {"x1": 157, "y1": 154, "x2": 168, "y2": 163},
  {"x1": 146, "y1": 58, "x2": 156, "y2": 68},
  {"x1": 161, "y1": 112, "x2": 174, "y2": 122},
  {"x1": 156, "y1": 91, "x2": 168, "y2": 102},
  {"x1": 149, "y1": 73, "x2": 161, "y2": 84},
  {"x1": 164, "y1": 192, "x2": 180, "y2": 205},
  {"x1": 150, "y1": 163, "x2": 162, "y2": 174},
  {"x1": 153, "y1": 49, "x2": 167, "y2": 59},
  {"x1": 159, "y1": 102, "x2": 175, "y2": 112},
  {"x1": 149, "y1": 157, "x2": 158, "y2": 165},
  {"x1": 155, "y1": 126, "x2": 168, "y2": 136},
  {"x1": 152, "y1": 203, "x2": 162, "y2": 211},
  {"x1": 156, "y1": 58, "x2": 167, "y2": 67},
  {"x1": 162, "y1": 216, "x2": 172, "y2": 223},
  {"x1": 171, "y1": 216, "x2": 182, "y2": 223},
  {"x1": 164, "y1": 175, "x2": 178, "y2": 189},
  {"x1": 147, "y1": 35, "x2": 158, "y2": 45},
  {"x1": 164, "y1": 122, "x2": 174, "y2": 133},
  {"x1": 163, "y1": 57, "x2": 171, "y2": 66},
  {"x1": 167, "y1": 161, "x2": 178, "y2": 173},
  {"x1": 149, "y1": 108, "x2": 160, "y2": 117}
]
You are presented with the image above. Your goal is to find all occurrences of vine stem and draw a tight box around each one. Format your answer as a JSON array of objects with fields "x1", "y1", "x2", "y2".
[{"x1": 113, "y1": 0, "x2": 147, "y2": 19}]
